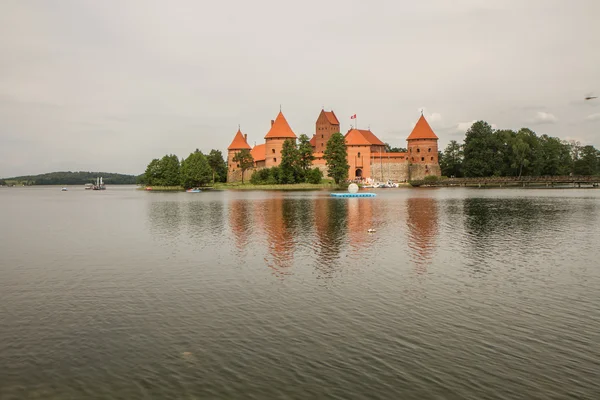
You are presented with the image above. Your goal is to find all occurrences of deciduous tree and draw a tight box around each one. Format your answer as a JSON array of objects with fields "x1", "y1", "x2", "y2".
[
  {"x1": 232, "y1": 149, "x2": 254, "y2": 184},
  {"x1": 323, "y1": 132, "x2": 349, "y2": 184}
]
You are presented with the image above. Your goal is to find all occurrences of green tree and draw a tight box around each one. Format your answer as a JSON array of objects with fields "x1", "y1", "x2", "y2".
[
  {"x1": 574, "y1": 145, "x2": 599, "y2": 175},
  {"x1": 280, "y1": 138, "x2": 300, "y2": 184},
  {"x1": 538, "y1": 135, "x2": 572, "y2": 176},
  {"x1": 323, "y1": 132, "x2": 349, "y2": 184},
  {"x1": 462, "y1": 121, "x2": 500, "y2": 177},
  {"x1": 144, "y1": 158, "x2": 161, "y2": 186},
  {"x1": 207, "y1": 149, "x2": 227, "y2": 184},
  {"x1": 306, "y1": 167, "x2": 323, "y2": 184},
  {"x1": 158, "y1": 154, "x2": 181, "y2": 186},
  {"x1": 297, "y1": 134, "x2": 315, "y2": 176},
  {"x1": 232, "y1": 149, "x2": 254, "y2": 184},
  {"x1": 180, "y1": 150, "x2": 212, "y2": 189},
  {"x1": 440, "y1": 140, "x2": 463, "y2": 177},
  {"x1": 569, "y1": 140, "x2": 582, "y2": 174},
  {"x1": 510, "y1": 135, "x2": 530, "y2": 178}
]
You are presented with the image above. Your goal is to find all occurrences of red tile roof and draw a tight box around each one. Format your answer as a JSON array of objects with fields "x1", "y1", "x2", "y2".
[
  {"x1": 264, "y1": 111, "x2": 296, "y2": 139},
  {"x1": 227, "y1": 129, "x2": 251, "y2": 150},
  {"x1": 309, "y1": 135, "x2": 316, "y2": 146},
  {"x1": 407, "y1": 115, "x2": 439, "y2": 140},
  {"x1": 359, "y1": 129, "x2": 385, "y2": 146},
  {"x1": 344, "y1": 129, "x2": 385, "y2": 146},
  {"x1": 345, "y1": 129, "x2": 371, "y2": 145},
  {"x1": 323, "y1": 110, "x2": 340, "y2": 125},
  {"x1": 251, "y1": 143, "x2": 266, "y2": 162}
]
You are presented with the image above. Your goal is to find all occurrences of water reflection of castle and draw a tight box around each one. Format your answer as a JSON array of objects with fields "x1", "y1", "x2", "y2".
[{"x1": 226, "y1": 194, "x2": 440, "y2": 276}]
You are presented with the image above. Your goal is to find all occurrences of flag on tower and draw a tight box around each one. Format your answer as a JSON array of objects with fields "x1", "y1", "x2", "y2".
[{"x1": 350, "y1": 114, "x2": 356, "y2": 119}]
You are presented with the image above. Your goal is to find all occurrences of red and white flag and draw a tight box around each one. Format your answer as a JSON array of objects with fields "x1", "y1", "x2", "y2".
[{"x1": 350, "y1": 114, "x2": 356, "y2": 119}]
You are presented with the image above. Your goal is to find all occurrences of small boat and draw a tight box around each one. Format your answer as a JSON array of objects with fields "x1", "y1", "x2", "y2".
[
  {"x1": 367, "y1": 228, "x2": 376, "y2": 233},
  {"x1": 61, "y1": 187, "x2": 68, "y2": 191},
  {"x1": 145, "y1": 187, "x2": 153, "y2": 191},
  {"x1": 84, "y1": 183, "x2": 93, "y2": 190},
  {"x1": 186, "y1": 188, "x2": 202, "y2": 193},
  {"x1": 91, "y1": 177, "x2": 106, "y2": 190}
]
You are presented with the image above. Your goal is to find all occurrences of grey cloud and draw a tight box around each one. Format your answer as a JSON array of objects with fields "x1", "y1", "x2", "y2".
[{"x1": 1, "y1": 0, "x2": 600, "y2": 177}]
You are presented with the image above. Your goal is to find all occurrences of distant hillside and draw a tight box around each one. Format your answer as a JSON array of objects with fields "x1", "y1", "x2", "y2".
[{"x1": 1, "y1": 171, "x2": 141, "y2": 185}]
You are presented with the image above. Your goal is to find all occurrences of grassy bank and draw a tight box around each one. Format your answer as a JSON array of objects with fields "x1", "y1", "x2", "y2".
[
  {"x1": 139, "y1": 186, "x2": 185, "y2": 191},
  {"x1": 212, "y1": 181, "x2": 341, "y2": 190}
]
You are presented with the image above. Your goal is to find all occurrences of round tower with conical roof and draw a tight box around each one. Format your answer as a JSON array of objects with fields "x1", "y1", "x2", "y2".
[
  {"x1": 264, "y1": 111, "x2": 297, "y2": 168},
  {"x1": 227, "y1": 128, "x2": 252, "y2": 182},
  {"x1": 406, "y1": 115, "x2": 441, "y2": 179}
]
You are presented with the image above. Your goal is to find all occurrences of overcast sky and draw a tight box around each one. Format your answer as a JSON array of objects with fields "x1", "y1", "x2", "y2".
[{"x1": 1, "y1": 0, "x2": 599, "y2": 177}]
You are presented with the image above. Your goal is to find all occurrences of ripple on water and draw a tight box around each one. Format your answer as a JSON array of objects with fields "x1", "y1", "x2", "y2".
[{"x1": 1, "y1": 188, "x2": 600, "y2": 399}]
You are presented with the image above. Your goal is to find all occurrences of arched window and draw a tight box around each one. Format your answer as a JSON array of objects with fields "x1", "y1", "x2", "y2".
[
  {"x1": 431, "y1": 157, "x2": 434, "y2": 161},
  {"x1": 274, "y1": 158, "x2": 277, "y2": 162},
  {"x1": 358, "y1": 152, "x2": 361, "y2": 158},
  {"x1": 417, "y1": 148, "x2": 420, "y2": 153},
  {"x1": 428, "y1": 148, "x2": 431, "y2": 152},
  {"x1": 272, "y1": 148, "x2": 275, "y2": 153},
  {"x1": 421, "y1": 157, "x2": 424, "y2": 162},
  {"x1": 409, "y1": 148, "x2": 412, "y2": 153}
]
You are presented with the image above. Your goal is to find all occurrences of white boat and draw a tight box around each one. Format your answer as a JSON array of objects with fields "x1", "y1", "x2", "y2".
[
  {"x1": 91, "y1": 177, "x2": 106, "y2": 190},
  {"x1": 61, "y1": 187, "x2": 68, "y2": 191}
]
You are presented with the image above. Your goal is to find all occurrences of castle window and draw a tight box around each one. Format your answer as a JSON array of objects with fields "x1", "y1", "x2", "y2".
[
  {"x1": 417, "y1": 148, "x2": 420, "y2": 153},
  {"x1": 321, "y1": 134, "x2": 324, "y2": 138},
  {"x1": 431, "y1": 157, "x2": 434, "y2": 161},
  {"x1": 411, "y1": 157, "x2": 414, "y2": 161},
  {"x1": 274, "y1": 158, "x2": 277, "y2": 162},
  {"x1": 428, "y1": 148, "x2": 431, "y2": 152},
  {"x1": 409, "y1": 148, "x2": 412, "y2": 153},
  {"x1": 421, "y1": 157, "x2": 424, "y2": 162},
  {"x1": 272, "y1": 149, "x2": 275, "y2": 153},
  {"x1": 237, "y1": 164, "x2": 239, "y2": 168},
  {"x1": 358, "y1": 152, "x2": 361, "y2": 158}
]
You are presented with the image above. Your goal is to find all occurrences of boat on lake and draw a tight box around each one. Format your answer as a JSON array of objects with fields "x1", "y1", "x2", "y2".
[
  {"x1": 186, "y1": 188, "x2": 202, "y2": 193},
  {"x1": 91, "y1": 177, "x2": 106, "y2": 190}
]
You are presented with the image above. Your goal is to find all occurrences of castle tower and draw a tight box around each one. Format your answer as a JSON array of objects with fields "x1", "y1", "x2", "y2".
[
  {"x1": 314, "y1": 109, "x2": 340, "y2": 151},
  {"x1": 264, "y1": 111, "x2": 297, "y2": 168},
  {"x1": 227, "y1": 128, "x2": 251, "y2": 182},
  {"x1": 406, "y1": 115, "x2": 441, "y2": 179}
]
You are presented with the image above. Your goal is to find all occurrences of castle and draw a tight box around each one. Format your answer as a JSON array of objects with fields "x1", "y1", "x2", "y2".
[{"x1": 227, "y1": 109, "x2": 441, "y2": 183}]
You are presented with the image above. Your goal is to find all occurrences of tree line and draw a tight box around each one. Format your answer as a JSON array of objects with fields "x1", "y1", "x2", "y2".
[
  {"x1": 440, "y1": 121, "x2": 600, "y2": 178},
  {"x1": 230, "y1": 132, "x2": 350, "y2": 185},
  {"x1": 247, "y1": 134, "x2": 324, "y2": 185},
  {"x1": 141, "y1": 149, "x2": 227, "y2": 188},
  {"x1": 0, "y1": 171, "x2": 139, "y2": 185}
]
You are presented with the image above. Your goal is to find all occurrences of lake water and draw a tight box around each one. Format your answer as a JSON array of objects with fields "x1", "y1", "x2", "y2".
[{"x1": 1, "y1": 186, "x2": 599, "y2": 399}]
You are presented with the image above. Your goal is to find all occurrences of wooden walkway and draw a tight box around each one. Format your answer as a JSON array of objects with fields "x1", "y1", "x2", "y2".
[{"x1": 410, "y1": 176, "x2": 600, "y2": 187}]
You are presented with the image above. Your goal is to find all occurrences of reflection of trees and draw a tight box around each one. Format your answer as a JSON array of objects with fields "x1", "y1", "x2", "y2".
[
  {"x1": 313, "y1": 198, "x2": 348, "y2": 279},
  {"x1": 228, "y1": 199, "x2": 252, "y2": 250},
  {"x1": 263, "y1": 196, "x2": 295, "y2": 277},
  {"x1": 186, "y1": 200, "x2": 225, "y2": 244},
  {"x1": 347, "y1": 198, "x2": 373, "y2": 254},
  {"x1": 461, "y1": 197, "x2": 571, "y2": 273},
  {"x1": 147, "y1": 200, "x2": 182, "y2": 239},
  {"x1": 406, "y1": 197, "x2": 439, "y2": 273}
]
